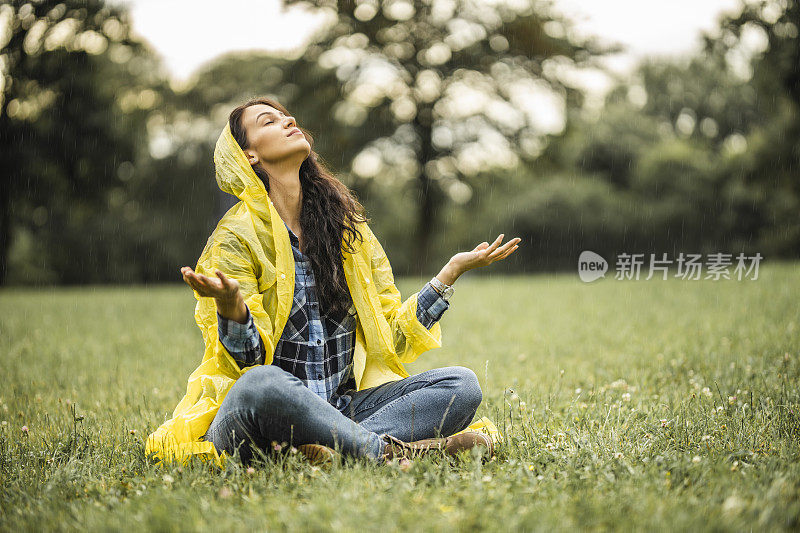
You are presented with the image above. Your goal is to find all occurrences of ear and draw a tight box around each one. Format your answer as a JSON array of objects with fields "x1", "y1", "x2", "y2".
[{"x1": 244, "y1": 150, "x2": 258, "y2": 165}]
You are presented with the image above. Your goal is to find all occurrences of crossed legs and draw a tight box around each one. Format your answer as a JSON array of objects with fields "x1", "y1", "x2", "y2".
[{"x1": 201, "y1": 365, "x2": 483, "y2": 464}]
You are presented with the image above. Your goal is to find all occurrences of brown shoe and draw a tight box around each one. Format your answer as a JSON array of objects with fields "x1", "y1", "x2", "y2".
[
  {"x1": 443, "y1": 431, "x2": 494, "y2": 458},
  {"x1": 297, "y1": 444, "x2": 337, "y2": 465},
  {"x1": 381, "y1": 434, "x2": 443, "y2": 461},
  {"x1": 381, "y1": 431, "x2": 494, "y2": 461}
]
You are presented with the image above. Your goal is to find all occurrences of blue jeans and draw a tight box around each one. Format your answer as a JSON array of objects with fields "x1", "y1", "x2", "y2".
[{"x1": 201, "y1": 365, "x2": 483, "y2": 464}]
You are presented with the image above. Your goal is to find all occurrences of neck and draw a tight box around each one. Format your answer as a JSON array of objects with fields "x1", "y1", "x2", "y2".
[{"x1": 265, "y1": 161, "x2": 303, "y2": 230}]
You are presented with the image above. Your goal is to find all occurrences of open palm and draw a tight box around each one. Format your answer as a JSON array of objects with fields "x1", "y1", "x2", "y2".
[
  {"x1": 452, "y1": 234, "x2": 521, "y2": 273},
  {"x1": 180, "y1": 266, "x2": 240, "y2": 301}
]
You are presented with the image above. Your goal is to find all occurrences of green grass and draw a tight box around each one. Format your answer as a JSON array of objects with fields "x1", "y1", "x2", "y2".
[{"x1": 1, "y1": 262, "x2": 799, "y2": 531}]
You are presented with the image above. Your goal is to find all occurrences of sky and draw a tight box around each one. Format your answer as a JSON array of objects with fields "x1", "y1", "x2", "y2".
[{"x1": 119, "y1": 0, "x2": 745, "y2": 89}]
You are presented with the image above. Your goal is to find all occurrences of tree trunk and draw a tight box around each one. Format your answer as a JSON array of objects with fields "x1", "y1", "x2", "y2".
[
  {"x1": 412, "y1": 172, "x2": 437, "y2": 275},
  {"x1": 0, "y1": 112, "x2": 13, "y2": 286},
  {"x1": 410, "y1": 106, "x2": 441, "y2": 276}
]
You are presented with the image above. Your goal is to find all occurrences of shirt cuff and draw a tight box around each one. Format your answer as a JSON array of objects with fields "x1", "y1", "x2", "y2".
[
  {"x1": 217, "y1": 307, "x2": 257, "y2": 350},
  {"x1": 416, "y1": 281, "x2": 450, "y2": 329}
]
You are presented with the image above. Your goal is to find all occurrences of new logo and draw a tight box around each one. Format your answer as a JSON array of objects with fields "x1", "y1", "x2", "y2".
[{"x1": 578, "y1": 251, "x2": 608, "y2": 282}]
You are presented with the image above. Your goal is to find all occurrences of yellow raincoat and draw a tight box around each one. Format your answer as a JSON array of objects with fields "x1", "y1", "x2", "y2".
[{"x1": 145, "y1": 123, "x2": 501, "y2": 466}]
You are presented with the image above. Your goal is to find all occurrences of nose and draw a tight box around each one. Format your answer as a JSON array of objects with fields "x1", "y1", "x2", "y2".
[{"x1": 283, "y1": 115, "x2": 296, "y2": 129}]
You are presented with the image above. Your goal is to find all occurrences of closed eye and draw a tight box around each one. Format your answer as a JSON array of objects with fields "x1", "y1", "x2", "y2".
[
  {"x1": 257, "y1": 111, "x2": 287, "y2": 126},
  {"x1": 266, "y1": 114, "x2": 285, "y2": 125}
]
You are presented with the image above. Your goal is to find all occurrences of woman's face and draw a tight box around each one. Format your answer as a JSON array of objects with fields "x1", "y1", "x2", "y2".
[{"x1": 241, "y1": 104, "x2": 311, "y2": 169}]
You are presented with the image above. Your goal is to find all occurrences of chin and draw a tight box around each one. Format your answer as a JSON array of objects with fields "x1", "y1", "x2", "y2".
[{"x1": 285, "y1": 145, "x2": 311, "y2": 164}]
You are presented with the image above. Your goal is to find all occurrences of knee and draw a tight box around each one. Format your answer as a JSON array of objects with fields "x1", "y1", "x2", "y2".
[
  {"x1": 446, "y1": 366, "x2": 483, "y2": 412},
  {"x1": 231, "y1": 365, "x2": 299, "y2": 407}
]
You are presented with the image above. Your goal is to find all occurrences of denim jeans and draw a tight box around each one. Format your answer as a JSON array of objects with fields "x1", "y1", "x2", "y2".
[{"x1": 201, "y1": 364, "x2": 483, "y2": 464}]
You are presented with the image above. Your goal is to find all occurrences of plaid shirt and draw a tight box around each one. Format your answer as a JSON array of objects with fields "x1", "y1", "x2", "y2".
[{"x1": 217, "y1": 221, "x2": 450, "y2": 410}]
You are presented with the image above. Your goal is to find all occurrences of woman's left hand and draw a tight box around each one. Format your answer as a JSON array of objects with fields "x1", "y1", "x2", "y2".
[{"x1": 451, "y1": 234, "x2": 521, "y2": 275}]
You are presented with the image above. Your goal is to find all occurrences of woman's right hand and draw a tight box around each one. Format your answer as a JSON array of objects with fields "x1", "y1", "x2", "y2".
[
  {"x1": 181, "y1": 266, "x2": 249, "y2": 323},
  {"x1": 181, "y1": 266, "x2": 240, "y2": 300}
]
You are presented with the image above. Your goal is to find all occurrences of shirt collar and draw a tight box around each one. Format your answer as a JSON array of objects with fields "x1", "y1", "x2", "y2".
[{"x1": 283, "y1": 220, "x2": 300, "y2": 247}]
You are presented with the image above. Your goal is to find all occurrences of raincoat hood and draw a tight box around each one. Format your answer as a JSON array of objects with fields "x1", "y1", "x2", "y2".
[
  {"x1": 145, "y1": 123, "x2": 502, "y2": 466},
  {"x1": 214, "y1": 122, "x2": 273, "y2": 218}
]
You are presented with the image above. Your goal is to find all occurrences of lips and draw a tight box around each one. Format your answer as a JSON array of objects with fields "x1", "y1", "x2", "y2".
[{"x1": 288, "y1": 128, "x2": 302, "y2": 137}]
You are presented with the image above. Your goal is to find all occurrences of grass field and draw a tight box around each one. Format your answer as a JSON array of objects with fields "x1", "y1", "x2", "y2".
[{"x1": 1, "y1": 262, "x2": 799, "y2": 531}]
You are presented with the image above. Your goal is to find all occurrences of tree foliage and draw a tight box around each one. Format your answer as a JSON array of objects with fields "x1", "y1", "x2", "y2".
[{"x1": 1, "y1": 0, "x2": 797, "y2": 284}]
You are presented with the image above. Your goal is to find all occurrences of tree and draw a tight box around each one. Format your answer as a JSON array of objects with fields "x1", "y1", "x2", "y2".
[
  {"x1": 0, "y1": 0, "x2": 167, "y2": 284},
  {"x1": 279, "y1": 0, "x2": 605, "y2": 273},
  {"x1": 708, "y1": 0, "x2": 800, "y2": 255}
]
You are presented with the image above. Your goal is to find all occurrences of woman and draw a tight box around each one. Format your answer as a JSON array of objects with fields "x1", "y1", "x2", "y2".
[{"x1": 145, "y1": 97, "x2": 520, "y2": 467}]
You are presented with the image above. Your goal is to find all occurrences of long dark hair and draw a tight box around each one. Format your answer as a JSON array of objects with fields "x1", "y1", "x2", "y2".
[{"x1": 229, "y1": 97, "x2": 369, "y2": 320}]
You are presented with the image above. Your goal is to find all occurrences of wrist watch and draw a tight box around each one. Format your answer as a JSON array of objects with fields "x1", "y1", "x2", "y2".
[{"x1": 429, "y1": 276, "x2": 454, "y2": 301}]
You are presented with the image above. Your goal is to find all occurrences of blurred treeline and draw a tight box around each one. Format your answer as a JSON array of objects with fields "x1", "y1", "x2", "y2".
[{"x1": 1, "y1": 0, "x2": 798, "y2": 285}]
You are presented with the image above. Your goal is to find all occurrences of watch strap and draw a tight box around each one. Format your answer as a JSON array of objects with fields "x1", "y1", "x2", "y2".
[{"x1": 429, "y1": 276, "x2": 454, "y2": 300}]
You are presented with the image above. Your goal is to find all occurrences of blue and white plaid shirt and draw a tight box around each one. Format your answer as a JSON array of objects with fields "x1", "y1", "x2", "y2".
[{"x1": 217, "y1": 221, "x2": 450, "y2": 411}]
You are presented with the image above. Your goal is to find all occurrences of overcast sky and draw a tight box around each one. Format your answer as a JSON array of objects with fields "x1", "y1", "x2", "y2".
[{"x1": 118, "y1": 0, "x2": 744, "y2": 83}]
